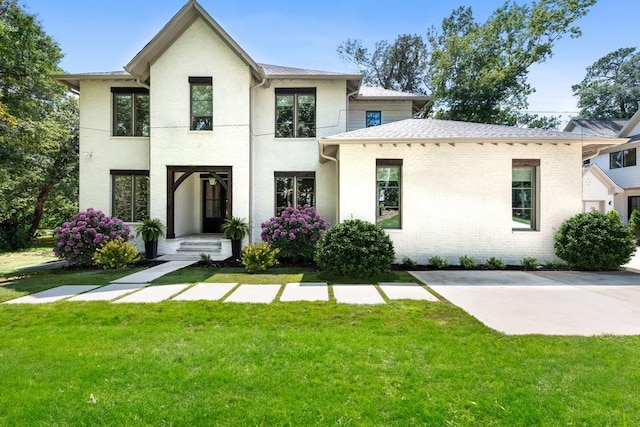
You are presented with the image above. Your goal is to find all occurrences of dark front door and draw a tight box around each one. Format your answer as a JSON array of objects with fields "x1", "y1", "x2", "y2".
[{"x1": 202, "y1": 178, "x2": 227, "y2": 233}]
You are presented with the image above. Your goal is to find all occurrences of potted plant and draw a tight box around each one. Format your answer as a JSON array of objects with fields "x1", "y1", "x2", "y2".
[
  {"x1": 134, "y1": 218, "x2": 165, "y2": 259},
  {"x1": 221, "y1": 216, "x2": 250, "y2": 259}
]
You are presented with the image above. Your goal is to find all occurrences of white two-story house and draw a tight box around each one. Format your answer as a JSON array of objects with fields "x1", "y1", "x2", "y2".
[{"x1": 54, "y1": 0, "x2": 619, "y2": 264}]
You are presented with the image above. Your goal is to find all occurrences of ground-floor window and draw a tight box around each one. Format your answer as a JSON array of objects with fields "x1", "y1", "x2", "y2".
[
  {"x1": 376, "y1": 159, "x2": 402, "y2": 228},
  {"x1": 628, "y1": 196, "x2": 640, "y2": 220},
  {"x1": 274, "y1": 172, "x2": 315, "y2": 215},
  {"x1": 111, "y1": 170, "x2": 149, "y2": 222},
  {"x1": 512, "y1": 159, "x2": 539, "y2": 230}
]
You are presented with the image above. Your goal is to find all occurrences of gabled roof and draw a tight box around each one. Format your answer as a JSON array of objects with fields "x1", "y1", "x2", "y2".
[
  {"x1": 354, "y1": 86, "x2": 432, "y2": 114},
  {"x1": 583, "y1": 164, "x2": 623, "y2": 194},
  {"x1": 564, "y1": 119, "x2": 628, "y2": 137},
  {"x1": 125, "y1": 0, "x2": 264, "y2": 84},
  {"x1": 618, "y1": 109, "x2": 640, "y2": 138}
]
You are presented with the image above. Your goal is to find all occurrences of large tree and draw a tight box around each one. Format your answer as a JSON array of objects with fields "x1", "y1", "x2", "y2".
[
  {"x1": 427, "y1": 0, "x2": 595, "y2": 126},
  {"x1": 338, "y1": 0, "x2": 596, "y2": 128},
  {"x1": 572, "y1": 47, "x2": 640, "y2": 119},
  {"x1": 0, "y1": 0, "x2": 78, "y2": 250},
  {"x1": 337, "y1": 34, "x2": 429, "y2": 94}
]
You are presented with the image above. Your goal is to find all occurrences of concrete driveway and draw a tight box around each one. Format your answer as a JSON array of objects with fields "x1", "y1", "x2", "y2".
[{"x1": 411, "y1": 270, "x2": 640, "y2": 336}]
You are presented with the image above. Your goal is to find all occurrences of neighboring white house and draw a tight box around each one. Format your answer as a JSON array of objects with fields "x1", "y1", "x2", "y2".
[
  {"x1": 566, "y1": 115, "x2": 640, "y2": 222},
  {"x1": 54, "y1": 0, "x2": 620, "y2": 264}
]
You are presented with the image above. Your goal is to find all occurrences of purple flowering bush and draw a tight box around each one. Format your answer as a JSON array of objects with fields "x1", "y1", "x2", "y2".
[
  {"x1": 54, "y1": 208, "x2": 133, "y2": 266},
  {"x1": 260, "y1": 205, "x2": 330, "y2": 262}
]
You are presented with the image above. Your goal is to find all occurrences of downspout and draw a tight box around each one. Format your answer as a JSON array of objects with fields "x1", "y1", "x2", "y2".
[
  {"x1": 135, "y1": 78, "x2": 150, "y2": 90},
  {"x1": 582, "y1": 146, "x2": 602, "y2": 162},
  {"x1": 319, "y1": 141, "x2": 340, "y2": 224},
  {"x1": 249, "y1": 74, "x2": 267, "y2": 242}
]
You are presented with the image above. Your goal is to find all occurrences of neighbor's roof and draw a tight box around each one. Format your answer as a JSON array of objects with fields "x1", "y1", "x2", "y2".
[{"x1": 564, "y1": 119, "x2": 629, "y2": 137}]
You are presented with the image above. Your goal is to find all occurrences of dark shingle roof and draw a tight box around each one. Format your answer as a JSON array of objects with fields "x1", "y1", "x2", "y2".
[{"x1": 566, "y1": 119, "x2": 629, "y2": 137}]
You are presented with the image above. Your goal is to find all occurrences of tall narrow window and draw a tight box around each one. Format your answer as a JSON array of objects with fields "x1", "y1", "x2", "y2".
[
  {"x1": 190, "y1": 77, "x2": 213, "y2": 131},
  {"x1": 610, "y1": 148, "x2": 636, "y2": 169},
  {"x1": 512, "y1": 160, "x2": 539, "y2": 230},
  {"x1": 274, "y1": 172, "x2": 315, "y2": 215},
  {"x1": 111, "y1": 170, "x2": 149, "y2": 222},
  {"x1": 112, "y1": 88, "x2": 149, "y2": 136},
  {"x1": 376, "y1": 159, "x2": 402, "y2": 229},
  {"x1": 366, "y1": 111, "x2": 382, "y2": 127},
  {"x1": 275, "y1": 88, "x2": 316, "y2": 138}
]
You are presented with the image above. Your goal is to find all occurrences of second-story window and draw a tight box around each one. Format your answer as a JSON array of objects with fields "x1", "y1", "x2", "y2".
[
  {"x1": 275, "y1": 88, "x2": 316, "y2": 138},
  {"x1": 112, "y1": 88, "x2": 149, "y2": 137},
  {"x1": 610, "y1": 148, "x2": 636, "y2": 169},
  {"x1": 190, "y1": 77, "x2": 213, "y2": 131}
]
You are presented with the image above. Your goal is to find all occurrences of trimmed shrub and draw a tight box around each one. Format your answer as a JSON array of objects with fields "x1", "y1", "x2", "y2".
[
  {"x1": 554, "y1": 210, "x2": 635, "y2": 269},
  {"x1": 521, "y1": 257, "x2": 539, "y2": 270},
  {"x1": 241, "y1": 242, "x2": 279, "y2": 273},
  {"x1": 485, "y1": 257, "x2": 505, "y2": 269},
  {"x1": 606, "y1": 209, "x2": 621, "y2": 222},
  {"x1": 314, "y1": 219, "x2": 395, "y2": 278},
  {"x1": 401, "y1": 256, "x2": 417, "y2": 268},
  {"x1": 54, "y1": 208, "x2": 132, "y2": 266},
  {"x1": 459, "y1": 255, "x2": 477, "y2": 269},
  {"x1": 628, "y1": 209, "x2": 640, "y2": 242},
  {"x1": 428, "y1": 255, "x2": 448, "y2": 269},
  {"x1": 92, "y1": 239, "x2": 141, "y2": 269},
  {"x1": 261, "y1": 205, "x2": 330, "y2": 263}
]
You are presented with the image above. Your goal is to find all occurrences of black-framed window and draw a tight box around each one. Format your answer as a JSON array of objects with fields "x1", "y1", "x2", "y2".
[
  {"x1": 512, "y1": 159, "x2": 539, "y2": 230},
  {"x1": 190, "y1": 77, "x2": 213, "y2": 131},
  {"x1": 610, "y1": 148, "x2": 636, "y2": 169},
  {"x1": 275, "y1": 88, "x2": 316, "y2": 138},
  {"x1": 366, "y1": 111, "x2": 382, "y2": 127},
  {"x1": 628, "y1": 196, "x2": 640, "y2": 220},
  {"x1": 112, "y1": 88, "x2": 149, "y2": 137},
  {"x1": 111, "y1": 170, "x2": 149, "y2": 222},
  {"x1": 376, "y1": 159, "x2": 402, "y2": 229},
  {"x1": 274, "y1": 172, "x2": 315, "y2": 215}
]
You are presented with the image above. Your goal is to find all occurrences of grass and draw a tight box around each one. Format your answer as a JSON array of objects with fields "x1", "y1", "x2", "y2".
[
  {"x1": 1, "y1": 248, "x2": 640, "y2": 424},
  {"x1": 0, "y1": 242, "x2": 58, "y2": 276},
  {"x1": 0, "y1": 300, "x2": 639, "y2": 425}
]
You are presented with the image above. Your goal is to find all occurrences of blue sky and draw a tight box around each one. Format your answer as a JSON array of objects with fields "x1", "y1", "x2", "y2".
[{"x1": 25, "y1": 0, "x2": 633, "y2": 122}]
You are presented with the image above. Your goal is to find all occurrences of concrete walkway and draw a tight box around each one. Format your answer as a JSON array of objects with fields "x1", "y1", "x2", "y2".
[
  {"x1": 411, "y1": 270, "x2": 640, "y2": 336},
  {"x1": 111, "y1": 260, "x2": 197, "y2": 283}
]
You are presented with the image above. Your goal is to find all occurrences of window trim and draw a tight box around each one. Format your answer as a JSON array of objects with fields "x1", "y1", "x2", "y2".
[
  {"x1": 273, "y1": 171, "x2": 316, "y2": 215},
  {"x1": 610, "y1": 148, "x2": 636, "y2": 169},
  {"x1": 366, "y1": 110, "x2": 382, "y2": 127},
  {"x1": 189, "y1": 76, "x2": 213, "y2": 131},
  {"x1": 110, "y1": 170, "x2": 150, "y2": 223},
  {"x1": 275, "y1": 88, "x2": 317, "y2": 138},
  {"x1": 111, "y1": 87, "x2": 149, "y2": 137},
  {"x1": 512, "y1": 159, "x2": 540, "y2": 231},
  {"x1": 376, "y1": 159, "x2": 402, "y2": 229}
]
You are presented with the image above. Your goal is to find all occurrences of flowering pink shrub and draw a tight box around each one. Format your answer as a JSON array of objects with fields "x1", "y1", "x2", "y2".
[
  {"x1": 54, "y1": 208, "x2": 133, "y2": 266},
  {"x1": 261, "y1": 205, "x2": 330, "y2": 262}
]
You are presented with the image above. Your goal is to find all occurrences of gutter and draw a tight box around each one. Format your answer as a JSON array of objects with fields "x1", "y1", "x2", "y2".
[
  {"x1": 249, "y1": 75, "x2": 267, "y2": 242},
  {"x1": 319, "y1": 141, "x2": 340, "y2": 224}
]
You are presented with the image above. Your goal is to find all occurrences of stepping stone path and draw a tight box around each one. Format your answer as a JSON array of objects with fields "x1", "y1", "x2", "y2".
[
  {"x1": 68, "y1": 283, "x2": 146, "y2": 302},
  {"x1": 280, "y1": 282, "x2": 329, "y2": 302},
  {"x1": 4, "y1": 285, "x2": 100, "y2": 304},
  {"x1": 224, "y1": 284, "x2": 281, "y2": 304},
  {"x1": 378, "y1": 282, "x2": 439, "y2": 302},
  {"x1": 173, "y1": 283, "x2": 236, "y2": 301},
  {"x1": 114, "y1": 284, "x2": 190, "y2": 303},
  {"x1": 332, "y1": 284, "x2": 386, "y2": 304}
]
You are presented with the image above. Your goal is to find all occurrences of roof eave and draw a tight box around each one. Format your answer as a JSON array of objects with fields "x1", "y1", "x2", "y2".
[
  {"x1": 125, "y1": 0, "x2": 264, "y2": 84},
  {"x1": 321, "y1": 137, "x2": 623, "y2": 146},
  {"x1": 51, "y1": 73, "x2": 137, "y2": 92},
  {"x1": 618, "y1": 109, "x2": 640, "y2": 137}
]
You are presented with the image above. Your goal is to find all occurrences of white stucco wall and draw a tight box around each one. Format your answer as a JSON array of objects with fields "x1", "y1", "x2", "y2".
[
  {"x1": 149, "y1": 17, "x2": 252, "y2": 248},
  {"x1": 338, "y1": 142, "x2": 583, "y2": 265},
  {"x1": 250, "y1": 79, "x2": 346, "y2": 240},
  {"x1": 582, "y1": 168, "x2": 616, "y2": 214}
]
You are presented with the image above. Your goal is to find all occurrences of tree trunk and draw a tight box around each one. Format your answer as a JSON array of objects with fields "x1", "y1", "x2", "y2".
[{"x1": 29, "y1": 184, "x2": 51, "y2": 237}]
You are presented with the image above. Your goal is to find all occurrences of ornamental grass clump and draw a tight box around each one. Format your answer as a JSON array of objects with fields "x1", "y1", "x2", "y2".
[
  {"x1": 261, "y1": 205, "x2": 330, "y2": 263},
  {"x1": 53, "y1": 208, "x2": 132, "y2": 266}
]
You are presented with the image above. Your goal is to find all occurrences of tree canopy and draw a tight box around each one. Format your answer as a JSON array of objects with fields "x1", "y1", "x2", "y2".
[
  {"x1": 338, "y1": 0, "x2": 596, "y2": 128},
  {"x1": 572, "y1": 47, "x2": 640, "y2": 119},
  {"x1": 0, "y1": 0, "x2": 78, "y2": 250}
]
